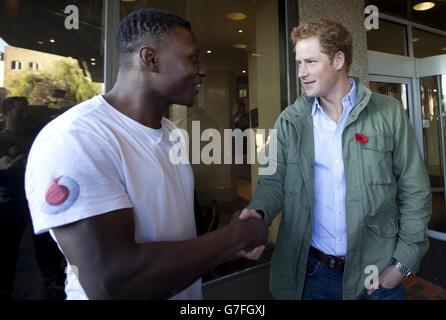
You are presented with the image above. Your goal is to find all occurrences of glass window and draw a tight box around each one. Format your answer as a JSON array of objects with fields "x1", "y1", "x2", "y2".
[
  {"x1": 369, "y1": 81, "x2": 409, "y2": 114},
  {"x1": 11, "y1": 60, "x2": 21, "y2": 70},
  {"x1": 366, "y1": 0, "x2": 446, "y2": 32},
  {"x1": 0, "y1": 0, "x2": 105, "y2": 299},
  {"x1": 412, "y1": 28, "x2": 446, "y2": 58},
  {"x1": 367, "y1": 19, "x2": 408, "y2": 56},
  {"x1": 420, "y1": 75, "x2": 446, "y2": 232},
  {"x1": 120, "y1": 0, "x2": 283, "y2": 279},
  {"x1": 0, "y1": 1, "x2": 104, "y2": 111},
  {"x1": 28, "y1": 62, "x2": 39, "y2": 71}
]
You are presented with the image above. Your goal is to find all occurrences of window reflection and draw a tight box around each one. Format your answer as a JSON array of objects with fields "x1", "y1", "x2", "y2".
[
  {"x1": 369, "y1": 81, "x2": 409, "y2": 114},
  {"x1": 412, "y1": 28, "x2": 446, "y2": 58},
  {"x1": 0, "y1": 0, "x2": 105, "y2": 299},
  {"x1": 420, "y1": 76, "x2": 446, "y2": 232},
  {"x1": 367, "y1": 19, "x2": 408, "y2": 56}
]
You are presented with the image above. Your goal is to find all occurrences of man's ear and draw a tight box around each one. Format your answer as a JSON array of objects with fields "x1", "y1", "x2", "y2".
[
  {"x1": 333, "y1": 51, "x2": 346, "y2": 71},
  {"x1": 139, "y1": 47, "x2": 158, "y2": 72}
]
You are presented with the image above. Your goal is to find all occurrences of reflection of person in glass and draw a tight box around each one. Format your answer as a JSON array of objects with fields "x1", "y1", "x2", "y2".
[
  {"x1": 0, "y1": 97, "x2": 65, "y2": 299},
  {"x1": 241, "y1": 19, "x2": 431, "y2": 300},
  {"x1": 232, "y1": 100, "x2": 249, "y2": 130},
  {"x1": 25, "y1": 8, "x2": 267, "y2": 300},
  {"x1": 0, "y1": 143, "x2": 24, "y2": 170}
]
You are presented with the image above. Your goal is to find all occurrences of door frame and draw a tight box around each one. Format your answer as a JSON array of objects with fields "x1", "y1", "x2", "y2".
[
  {"x1": 368, "y1": 50, "x2": 424, "y2": 155},
  {"x1": 368, "y1": 74, "x2": 414, "y2": 122},
  {"x1": 417, "y1": 56, "x2": 446, "y2": 241}
]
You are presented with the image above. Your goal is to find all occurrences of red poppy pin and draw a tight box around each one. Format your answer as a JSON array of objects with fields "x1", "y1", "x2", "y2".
[{"x1": 354, "y1": 133, "x2": 368, "y2": 144}]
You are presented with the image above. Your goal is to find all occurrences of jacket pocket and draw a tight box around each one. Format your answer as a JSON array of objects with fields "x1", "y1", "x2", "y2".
[
  {"x1": 366, "y1": 214, "x2": 399, "y2": 238},
  {"x1": 361, "y1": 134, "x2": 394, "y2": 185},
  {"x1": 284, "y1": 147, "x2": 303, "y2": 194}
]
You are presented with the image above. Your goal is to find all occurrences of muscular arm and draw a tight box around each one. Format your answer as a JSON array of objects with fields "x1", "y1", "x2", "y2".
[{"x1": 53, "y1": 208, "x2": 267, "y2": 299}]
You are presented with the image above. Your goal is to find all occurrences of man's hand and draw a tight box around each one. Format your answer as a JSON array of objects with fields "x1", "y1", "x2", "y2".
[
  {"x1": 237, "y1": 208, "x2": 266, "y2": 260},
  {"x1": 367, "y1": 265, "x2": 404, "y2": 295},
  {"x1": 239, "y1": 208, "x2": 263, "y2": 220}
]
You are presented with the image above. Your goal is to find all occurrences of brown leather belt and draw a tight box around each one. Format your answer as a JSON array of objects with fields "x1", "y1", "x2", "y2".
[{"x1": 309, "y1": 246, "x2": 345, "y2": 272}]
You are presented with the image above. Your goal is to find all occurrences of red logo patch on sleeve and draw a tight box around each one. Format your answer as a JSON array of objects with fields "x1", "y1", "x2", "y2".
[
  {"x1": 45, "y1": 177, "x2": 70, "y2": 205},
  {"x1": 41, "y1": 176, "x2": 80, "y2": 215}
]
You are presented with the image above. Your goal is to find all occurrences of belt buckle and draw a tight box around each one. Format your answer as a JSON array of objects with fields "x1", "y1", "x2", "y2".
[{"x1": 329, "y1": 257, "x2": 335, "y2": 269}]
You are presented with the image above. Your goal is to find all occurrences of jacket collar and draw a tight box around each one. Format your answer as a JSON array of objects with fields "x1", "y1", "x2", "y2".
[
  {"x1": 277, "y1": 78, "x2": 373, "y2": 196},
  {"x1": 280, "y1": 77, "x2": 373, "y2": 127}
]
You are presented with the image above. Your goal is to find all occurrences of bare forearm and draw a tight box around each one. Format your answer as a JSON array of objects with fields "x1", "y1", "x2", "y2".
[
  {"x1": 53, "y1": 208, "x2": 267, "y2": 300},
  {"x1": 106, "y1": 225, "x2": 240, "y2": 299}
]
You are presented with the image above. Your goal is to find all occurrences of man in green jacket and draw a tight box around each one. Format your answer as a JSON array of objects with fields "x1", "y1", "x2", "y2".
[{"x1": 241, "y1": 19, "x2": 432, "y2": 300}]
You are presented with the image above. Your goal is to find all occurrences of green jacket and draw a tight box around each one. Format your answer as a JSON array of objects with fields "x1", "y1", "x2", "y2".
[{"x1": 249, "y1": 79, "x2": 432, "y2": 299}]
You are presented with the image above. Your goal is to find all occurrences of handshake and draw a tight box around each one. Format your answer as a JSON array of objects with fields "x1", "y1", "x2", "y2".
[{"x1": 228, "y1": 208, "x2": 269, "y2": 261}]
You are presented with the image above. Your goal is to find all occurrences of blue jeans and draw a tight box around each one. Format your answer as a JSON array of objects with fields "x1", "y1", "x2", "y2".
[
  {"x1": 360, "y1": 283, "x2": 407, "y2": 300},
  {"x1": 302, "y1": 253, "x2": 407, "y2": 300}
]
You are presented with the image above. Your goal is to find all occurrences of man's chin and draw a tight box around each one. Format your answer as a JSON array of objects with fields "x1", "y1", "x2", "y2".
[{"x1": 304, "y1": 90, "x2": 317, "y2": 97}]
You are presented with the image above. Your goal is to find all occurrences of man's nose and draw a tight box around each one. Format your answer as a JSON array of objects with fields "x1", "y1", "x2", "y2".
[{"x1": 298, "y1": 64, "x2": 307, "y2": 78}]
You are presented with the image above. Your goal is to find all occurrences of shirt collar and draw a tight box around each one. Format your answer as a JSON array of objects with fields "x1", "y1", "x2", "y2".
[{"x1": 311, "y1": 78, "x2": 357, "y2": 116}]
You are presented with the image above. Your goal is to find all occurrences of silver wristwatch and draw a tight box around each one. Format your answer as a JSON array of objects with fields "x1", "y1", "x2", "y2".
[{"x1": 392, "y1": 260, "x2": 412, "y2": 278}]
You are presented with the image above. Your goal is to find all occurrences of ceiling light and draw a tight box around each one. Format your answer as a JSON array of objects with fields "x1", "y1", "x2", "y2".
[
  {"x1": 251, "y1": 53, "x2": 261, "y2": 57},
  {"x1": 242, "y1": 70, "x2": 246, "y2": 74},
  {"x1": 37, "y1": 41, "x2": 44, "y2": 45},
  {"x1": 413, "y1": 2, "x2": 435, "y2": 11},
  {"x1": 412, "y1": 37, "x2": 420, "y2": 42},
  {"x1": 226, "y1": 12, "x2": 247, "y2": 21},
  {"x1": 90, "y1": 58, "x2": 96, "y2": 61},
  {"x1": 91, "y1": 62, "x2": 96, "y2": 66},
  {"x1": 206, "y1": 50, "x2": 212, "y2": 54},
  {"x1": 49, "y1": 39, "x2": 55, "y2": 43},
  {"x1": 233, "y1": 43, "x2": 248, "y2": 49},
  {"x1": 238, "y1": 29, "x2": 244, "y2": 33}
]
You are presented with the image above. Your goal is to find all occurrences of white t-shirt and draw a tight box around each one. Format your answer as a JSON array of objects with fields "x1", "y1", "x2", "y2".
[{"x1": 25, "y1": 95, "x2": 202, "y2": 300}]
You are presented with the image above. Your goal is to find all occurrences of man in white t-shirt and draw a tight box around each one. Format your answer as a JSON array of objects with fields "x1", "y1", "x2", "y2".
[{"x1": 25, "y1": 8, "x2": 268, "y2": 300}]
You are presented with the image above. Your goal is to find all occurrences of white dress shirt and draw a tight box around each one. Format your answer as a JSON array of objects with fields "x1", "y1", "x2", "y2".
[{"x1": 310, "y1": 79, "x2": 357, "y2": 256}]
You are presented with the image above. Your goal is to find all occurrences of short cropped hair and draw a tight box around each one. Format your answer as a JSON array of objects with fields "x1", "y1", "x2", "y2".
[
  {"x1": 116, "y1": 8, "x2": 191, "y2": 63},
  {"x1": 291, "y1": 19, "x2": 353, "y2": 71}
]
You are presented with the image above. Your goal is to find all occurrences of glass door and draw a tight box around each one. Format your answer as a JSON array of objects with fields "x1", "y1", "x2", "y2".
[
  {"x1": 419, "y1": 74, "x2": 446, "y2": 237},
  {"x1": 418, "y1": 55, "x2": 446, "y2": 240},
  {"x1": 369, "y1": 75, "x2": 412, "y2": 118}
]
